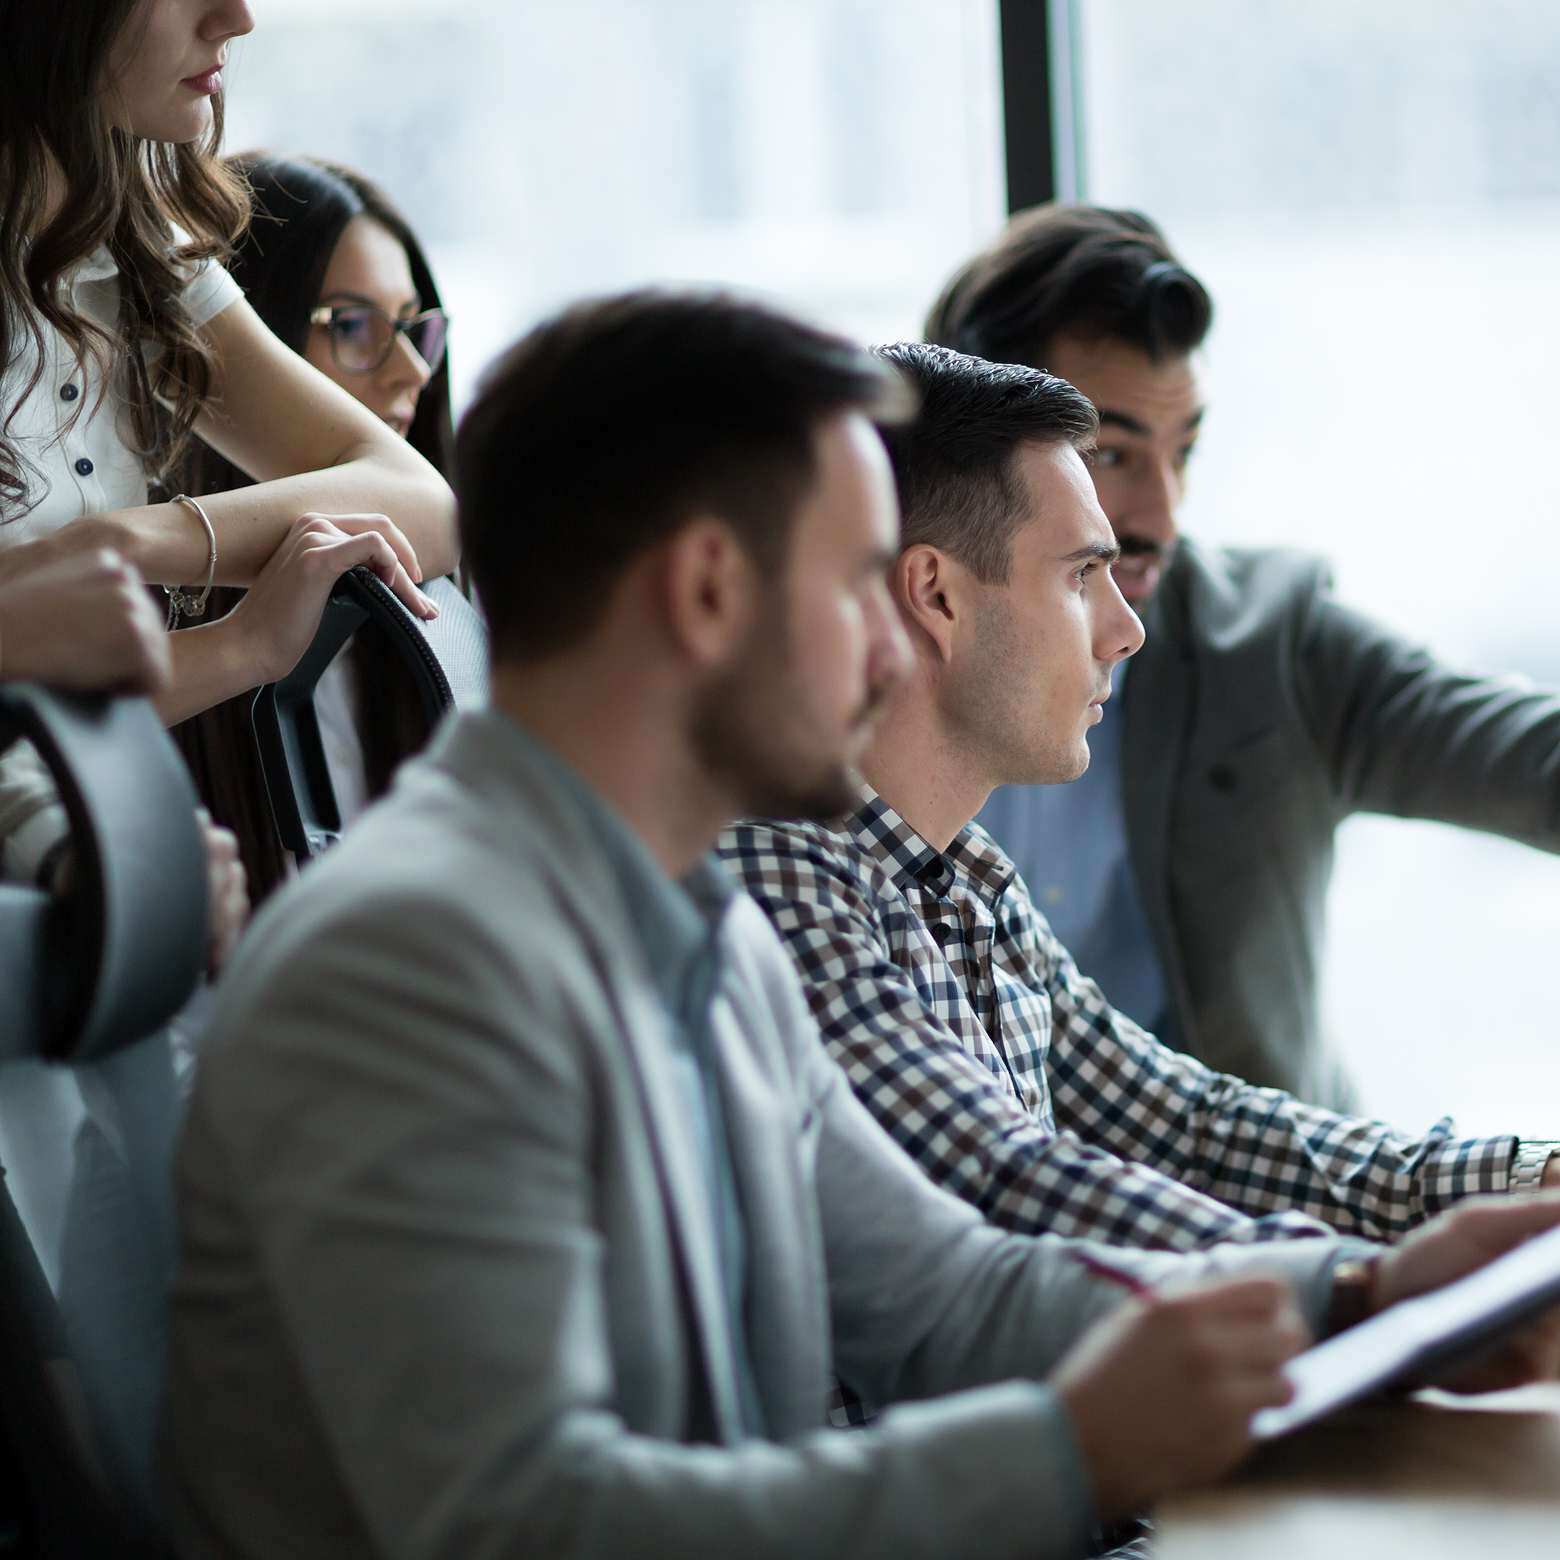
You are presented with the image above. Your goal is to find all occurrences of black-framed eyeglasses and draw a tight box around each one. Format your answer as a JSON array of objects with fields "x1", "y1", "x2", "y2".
[{"x1": 308, "y1": 302, "x2": 450, "y2": 375}]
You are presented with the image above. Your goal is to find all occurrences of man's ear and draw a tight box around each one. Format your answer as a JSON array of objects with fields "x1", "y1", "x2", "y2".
[
  {"x1": 892, "y1": 543, "x2": 965, "y2": 664},
  {"x1": 658, "y1": 517, "x2": 757, "y2": 666}
]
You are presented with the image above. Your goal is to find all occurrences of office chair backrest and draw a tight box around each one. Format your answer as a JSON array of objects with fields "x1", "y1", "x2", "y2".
[
  {"x1": 0, "y1": 688, "x2": 210, "y2": 1557},
  {"x1": 253, "y1": 566, "x2": 488, "y2": 863}
]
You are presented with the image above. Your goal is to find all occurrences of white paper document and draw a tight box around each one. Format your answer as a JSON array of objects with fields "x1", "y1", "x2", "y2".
[{"x1": 1253, "y1": 1223, "x2": 1560, "y2": 1438}]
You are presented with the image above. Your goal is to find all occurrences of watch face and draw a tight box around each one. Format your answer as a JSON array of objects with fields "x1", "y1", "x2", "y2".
[{"x1": 1323, "y1": 1259, "x2": 1378, "y2": 1338}]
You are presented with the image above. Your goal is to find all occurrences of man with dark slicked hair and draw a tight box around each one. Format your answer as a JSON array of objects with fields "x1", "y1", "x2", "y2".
[{"x1": 928, "y1": 203, "x2": 1560, "y2": 1117}]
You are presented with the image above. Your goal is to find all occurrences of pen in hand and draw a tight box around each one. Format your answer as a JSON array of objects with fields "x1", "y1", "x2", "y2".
[{"x1": 1072, "y1": 1249, "x2": 1157, "y2": 1299}]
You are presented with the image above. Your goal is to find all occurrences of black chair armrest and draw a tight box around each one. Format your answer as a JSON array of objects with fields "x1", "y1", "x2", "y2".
[{"x1": 251, "y1": 566, "x2": 455, "y2": 862}]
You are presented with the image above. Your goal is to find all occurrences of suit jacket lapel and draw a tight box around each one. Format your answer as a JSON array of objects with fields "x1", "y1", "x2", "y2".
[
  {"x1": 702, "y1": 1001, "x2": 825, "y2": 1437},
  {"x1": 560, "y1": 894, "x2": 747, "y2": 1445},
  {"x1": 442, "y1": 716, "x2": 748, "y2": 1446},
  {"x1": 1122, "y1": 563, "x2": 1197, "y2": 1030}
]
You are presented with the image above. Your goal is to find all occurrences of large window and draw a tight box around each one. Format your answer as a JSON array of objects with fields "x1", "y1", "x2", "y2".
[
  {"x1": 222, "y1": 0, "x2": 1004, "y2": 412},
  {"x1": 1070, "y1": 0, "x2": 1560, "y2": 1131}
]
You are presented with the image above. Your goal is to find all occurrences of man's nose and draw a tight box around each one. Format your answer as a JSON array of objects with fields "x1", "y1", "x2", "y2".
[
  {"x1": 1099, "y1": 578, "x2": 1146, "y2": 664},
  {"x1": 1121, "y1": 457, "x2": 1181, "y2": 546}
]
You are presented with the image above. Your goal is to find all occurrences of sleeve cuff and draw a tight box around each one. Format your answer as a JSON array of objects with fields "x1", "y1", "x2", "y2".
[
  {"x1": 1420, "y1": 1133, "x2": 1521, "y2": 1213},
  {"x1": 1191, "y1": 1237, "x2": 1357, "y2": 1341},
  {"x1": 872, "y1": 1380, "x2": 1100, "y2": 1559},
  {"x1": 183, "y1": 258, "x2": 243, "y2": 329},
  {"x1": 1031, "y1": 1383, "x2": 1104, "y2": 1553}
]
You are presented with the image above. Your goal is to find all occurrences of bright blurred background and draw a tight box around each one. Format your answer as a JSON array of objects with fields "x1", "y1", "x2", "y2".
[
  {"x1": 223, "y1": 0, "x2": 1560, "y2": 1134},
  {"x1": 222, "y1": 0, "x2": 1006, "y2": 410}
]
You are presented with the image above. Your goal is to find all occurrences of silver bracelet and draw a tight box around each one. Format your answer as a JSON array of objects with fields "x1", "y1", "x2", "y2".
[{"x1": 165, "y1": 493, "x2": 218, "y2": 629}]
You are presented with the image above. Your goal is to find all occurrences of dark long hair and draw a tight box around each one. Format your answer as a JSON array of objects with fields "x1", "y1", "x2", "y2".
[
  {"x1": 177, "y1": 153, "x2": 455, "y2": 901},
  {"x1": 188, "y1": 153, "x2": 454, "y2": 489},
  {"x1": 0, "y1": 0, "x2": 249, "y2": 514}
]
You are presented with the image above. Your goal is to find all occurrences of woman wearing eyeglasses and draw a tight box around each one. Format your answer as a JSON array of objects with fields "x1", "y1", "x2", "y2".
[
  {"x1": 191, "y1": 155, "x2": 454, "y2": 514},
  {"x1": 180, "y1": 153, "x2": 479, "y2": 900}
]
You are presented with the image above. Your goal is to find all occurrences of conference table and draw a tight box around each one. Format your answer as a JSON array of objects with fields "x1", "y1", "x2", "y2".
[{"x1": 1157, "y1": 1384, "x2": 1560, "y2": 1556}]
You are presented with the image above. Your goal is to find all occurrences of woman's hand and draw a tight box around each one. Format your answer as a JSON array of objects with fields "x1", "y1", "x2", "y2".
[
  {"x1": 153, "y1": 510, "x2": 438, "y2": 727},
  {"x1": 226, "y1": 511, "x2": 437, "y2": 687},
  {"x1": 303, "y1": 511, "x2": 436, "y2": 621},
  {"x1": 197, "y1": 809, "x2": 249, "y2": 974},
  {"x1": 0, "y1": 540, "x2": 170, "y2": 694}
]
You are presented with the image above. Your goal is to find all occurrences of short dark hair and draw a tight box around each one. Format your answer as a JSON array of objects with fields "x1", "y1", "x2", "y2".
[
  {"x1": 457, "y1": 290, "x2": 910, "y2": 661},
  {"x1": 873, "y1": 342, "x2": 1098, "y2": 584},
  {"x1": 924, "y1": 203, "x2": 1213, "y2": 370}
]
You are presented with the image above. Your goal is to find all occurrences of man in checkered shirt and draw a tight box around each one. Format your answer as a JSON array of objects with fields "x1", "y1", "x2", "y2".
[{"x1": 720, "y1": 342, "x2": 1559, "y2": 1265}]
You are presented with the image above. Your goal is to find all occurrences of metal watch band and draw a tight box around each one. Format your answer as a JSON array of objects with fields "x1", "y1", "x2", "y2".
[{"x1": 1509, "y1": 1140, "x2": 1560, "y2": 1191}]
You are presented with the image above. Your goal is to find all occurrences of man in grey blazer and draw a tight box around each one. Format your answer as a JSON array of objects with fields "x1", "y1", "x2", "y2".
[
  {"x1": 164, "y1": 292, "x2": 1560, "y2": 1559},
  {"x1": 928, "y1": 204, "x2": 1560, "y2": 1109}
]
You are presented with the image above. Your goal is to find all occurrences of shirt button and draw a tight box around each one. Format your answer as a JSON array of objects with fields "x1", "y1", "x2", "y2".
[
  {"x1": 74, "y1": 457, "x2": 94, "y2": 477},
  {"x1": 60, "y1": 382, "x2": 80, "y2": 402},
  {"x1": 931, "y1": 922, "x2": 955, "y2": 947}
]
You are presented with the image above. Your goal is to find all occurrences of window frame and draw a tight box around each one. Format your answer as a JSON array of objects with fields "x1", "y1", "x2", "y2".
[{"x1": 998, "y1": 0, "x2": 1083, "y2": 211}]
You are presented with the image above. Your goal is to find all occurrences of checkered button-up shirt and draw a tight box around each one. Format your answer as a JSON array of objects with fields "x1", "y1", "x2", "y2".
[{"x1": 719, "y1": 789, "x2": 1516, "y2": 1251}]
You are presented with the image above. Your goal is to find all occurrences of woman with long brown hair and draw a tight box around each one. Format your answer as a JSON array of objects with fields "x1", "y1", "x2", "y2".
[
  {"x1": 0, "y1": 0, "x2": 458, "y2": 716},
  {"x1": 0, "y1": 0, "x2": 460, "y2": 882}
]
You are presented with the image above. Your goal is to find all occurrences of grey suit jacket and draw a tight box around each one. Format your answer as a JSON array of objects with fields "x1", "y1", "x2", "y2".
[
  {"x1": 166, "y1": 710, "x2": 1337, "y2": 1560},
  {"x1": 1126, "y1": 539, "x2": 1560, "y2": 1106}
]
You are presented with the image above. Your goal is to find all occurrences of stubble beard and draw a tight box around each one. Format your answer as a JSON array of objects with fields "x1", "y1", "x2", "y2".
[
  {"x1": 955, "y1": 591, "x2": 1079, "y2": 788},
  {"x1": 690, "y1": 607, "x2": 873, "y2": 827}
]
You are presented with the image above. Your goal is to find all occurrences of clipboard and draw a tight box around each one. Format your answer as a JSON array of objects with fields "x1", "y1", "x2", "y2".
[{"x1": 1254, "y1": 1223, "x2": 1560, "y2": 1439}]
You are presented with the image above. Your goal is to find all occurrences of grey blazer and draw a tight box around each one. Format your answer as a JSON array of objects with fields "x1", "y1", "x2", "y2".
[
  {"x1": 166, "y1": 711, "x2": 1335, "y2": 1560},
  {"x1": 1126, "y1": 539, "x2": 1560, "y2": 1106}
]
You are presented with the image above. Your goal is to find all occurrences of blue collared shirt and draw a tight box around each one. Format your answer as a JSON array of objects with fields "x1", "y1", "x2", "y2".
[
  {"x1": 521, "y1": 731, "x2": 767, "y2": 1438},
  {"x1": 976, "y1": 668, "x2": 1176, "y2": 1044}
]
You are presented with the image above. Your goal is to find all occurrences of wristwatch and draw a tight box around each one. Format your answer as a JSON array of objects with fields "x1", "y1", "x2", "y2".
[
  {"x1": 1509, "y1": 1140, "x2": 1560, "y2": 1192},
  {"x1": 1322, "y1": 1254, "x2": 1381, "y2": 1338}
]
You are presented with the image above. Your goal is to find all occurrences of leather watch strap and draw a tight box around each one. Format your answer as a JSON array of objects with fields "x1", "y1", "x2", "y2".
[{"x1": 1323, "y1": 1254, "x2": 1381, "y2": 1338}]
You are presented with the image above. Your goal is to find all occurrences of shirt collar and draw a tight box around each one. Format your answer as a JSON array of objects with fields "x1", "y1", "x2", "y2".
[
  {"x1": 845, "y1": 784, "x2": 1015, "y2": 906},
  {"x1": 481, "y1": 710, "x2": 734, "y2": 1020}
]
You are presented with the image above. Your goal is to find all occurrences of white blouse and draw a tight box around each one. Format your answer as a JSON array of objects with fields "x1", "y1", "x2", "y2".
[
  {"x1": 0, "y1": 246, "x2": 242, "y2": 879},
  {"x1": 0, "y1": 245, "x2": 241, "y2": 534}
]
